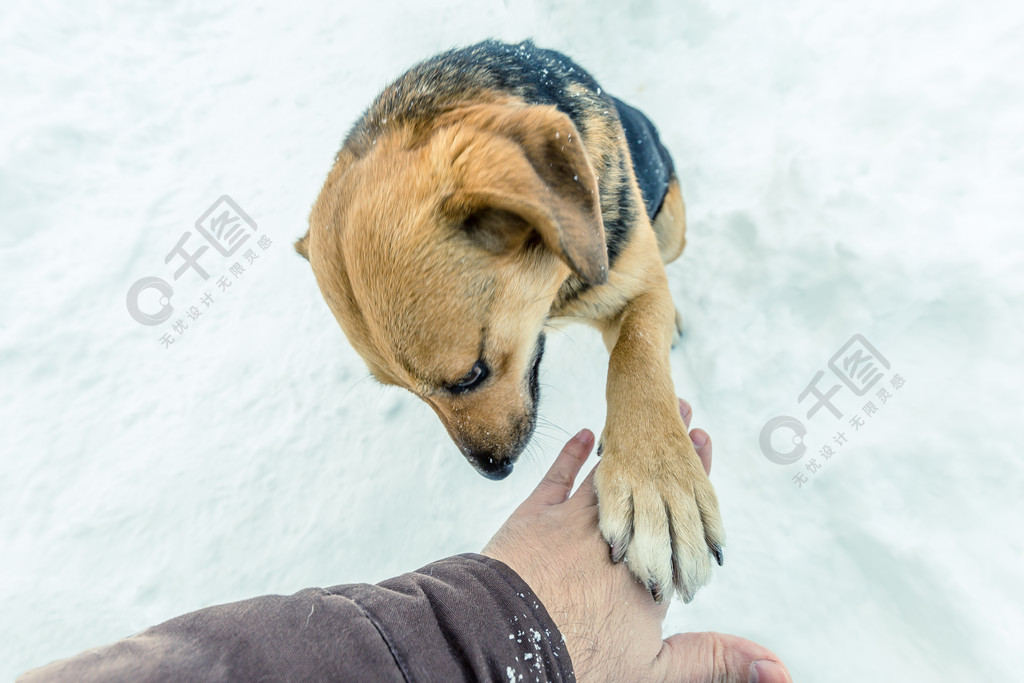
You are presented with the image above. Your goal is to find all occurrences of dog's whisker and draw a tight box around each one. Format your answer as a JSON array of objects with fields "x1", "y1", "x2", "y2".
[
  {"x1": 340, "y1": 372, "x2": 377, "y2": 402},
  {"x1": 522, "y1": 441, "x2": 542, "y2": 469},
  {"x1": 527, "y1": 427, "x2": 563, "y2": 457},
  {"x1": 535, "y1": 415, "x2": 570, "y2": 436},
  {"x1": 530, "y1": 431, "x2": 555, "y2": 446}
]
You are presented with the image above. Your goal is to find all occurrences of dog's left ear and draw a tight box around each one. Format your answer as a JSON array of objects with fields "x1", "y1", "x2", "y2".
[
  {"x1": 446, "y1": 105, "x2": 609, "y2": 285},
  {"x1": 294, "y1": 231, "x2": 310, "y2": 260}
]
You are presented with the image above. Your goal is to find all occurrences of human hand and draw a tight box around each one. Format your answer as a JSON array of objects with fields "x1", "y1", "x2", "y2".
[{"x1": 483, "y1": 399, "x2": 791, "y2": 682}]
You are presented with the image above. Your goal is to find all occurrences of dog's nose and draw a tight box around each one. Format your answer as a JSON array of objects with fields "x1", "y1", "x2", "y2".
[{"x1": 468, "y1": 453, "x2": 515, "y2": 480}]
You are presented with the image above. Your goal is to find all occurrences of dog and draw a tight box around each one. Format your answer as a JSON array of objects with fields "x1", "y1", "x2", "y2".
[{"x1": 296, "y1": 40, "x2": 723, "y2": 603}]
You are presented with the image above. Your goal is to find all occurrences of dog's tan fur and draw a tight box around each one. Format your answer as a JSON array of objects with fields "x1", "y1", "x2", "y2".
[{"x1": 297, "y1": 42, "x2": 723, "y2": 602}]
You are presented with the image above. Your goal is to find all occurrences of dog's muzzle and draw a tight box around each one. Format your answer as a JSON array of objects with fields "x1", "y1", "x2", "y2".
[{"x1": 460, "y1": 333, "x2": 546, "y2": 481}]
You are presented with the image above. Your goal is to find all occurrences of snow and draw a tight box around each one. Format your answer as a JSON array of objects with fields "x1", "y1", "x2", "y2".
[{"x1": 2, "y1": 0, "x2": 1021, "y2": 680}]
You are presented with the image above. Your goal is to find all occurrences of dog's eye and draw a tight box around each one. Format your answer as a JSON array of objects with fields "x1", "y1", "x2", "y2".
[{"x1": 448, "y1": 361, "x2": 489, "y2": 394}]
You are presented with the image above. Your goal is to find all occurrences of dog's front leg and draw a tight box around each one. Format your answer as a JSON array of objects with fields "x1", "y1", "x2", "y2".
[{"x1": 595, "y1": 275, "x2": 724, "y2": 604}]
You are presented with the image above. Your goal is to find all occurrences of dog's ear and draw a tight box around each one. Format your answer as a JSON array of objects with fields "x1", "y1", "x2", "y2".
[
  {"x1": 460, "y1": 205, "x2": 536, "y2": 255},
  {"x1": 294, "y1": 231, "x2": 310, "y2": 260},
  {"x1": 446, "y1": 105, "x2": 609, "y2": 285}
]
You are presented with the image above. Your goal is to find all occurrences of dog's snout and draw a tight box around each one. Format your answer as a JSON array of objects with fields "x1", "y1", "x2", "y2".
[{"x1": 466, "y1": 451, "x2": 516, "y2": 480}]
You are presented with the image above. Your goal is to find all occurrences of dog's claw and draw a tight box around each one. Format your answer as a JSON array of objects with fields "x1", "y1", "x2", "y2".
[
  {"x1": 650, "y1": 582, "x2": 664, "y2": 605},
  {"x1": 711, "y1": 543, "x2": 724, "y2": 567},
  {"x1": 610, "y1": 541, "x2": 627, "y2": 564}
]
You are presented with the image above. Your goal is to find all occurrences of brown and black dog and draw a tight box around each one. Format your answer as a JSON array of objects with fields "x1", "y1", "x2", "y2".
[{"x1": 296, "y1": 40, "x2": 723, "y2": 603}]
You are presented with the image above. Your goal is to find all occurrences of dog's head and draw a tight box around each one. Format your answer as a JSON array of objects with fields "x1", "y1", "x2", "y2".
[{"x1": 297, "y1": 103, "x2": 607, "y2": 479}]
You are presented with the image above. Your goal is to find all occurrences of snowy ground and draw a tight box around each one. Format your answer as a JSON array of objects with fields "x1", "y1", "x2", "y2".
[{"x1": 2, "y1": 0, "x2": 1022, "y2": 680}]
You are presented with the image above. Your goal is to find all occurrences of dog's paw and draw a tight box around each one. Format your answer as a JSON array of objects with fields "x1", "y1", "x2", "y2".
[{"x1": 594, "y1": 432, "x2": 724, "y2": 604}]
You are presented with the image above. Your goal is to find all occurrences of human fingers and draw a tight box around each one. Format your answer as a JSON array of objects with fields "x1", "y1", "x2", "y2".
[
  {"x1": 655, "y1": 631, "x2": 791, "y2": 683},
  {"x1": 679, "y1": 398, "x2": 693, "y2": 429},
  {"x1": 529, "y1": 428, "x2": 595, "y2": 506},
  {"x1": 678, "y1": 399, "x2": 712, "y2": 475},
  {"x1": 567, "y1": 458, "x2": 598, "y2": 507},
  {"x1": 690, "y1": 428, "x2": 712, "y2": 476}
]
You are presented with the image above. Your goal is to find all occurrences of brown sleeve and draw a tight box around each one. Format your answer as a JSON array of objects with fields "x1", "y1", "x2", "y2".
[{"x1": 18, "y1": 553, "x2": 574, "y2": 682}]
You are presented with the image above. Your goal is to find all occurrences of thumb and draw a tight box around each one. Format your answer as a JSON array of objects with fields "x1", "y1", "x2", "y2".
[
  {"x1": 656, "y1": 632, "x2": 791, "y2": 683},
  {"x1": 528, "y1": 429, "x2": 595, "y2": 506}
]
